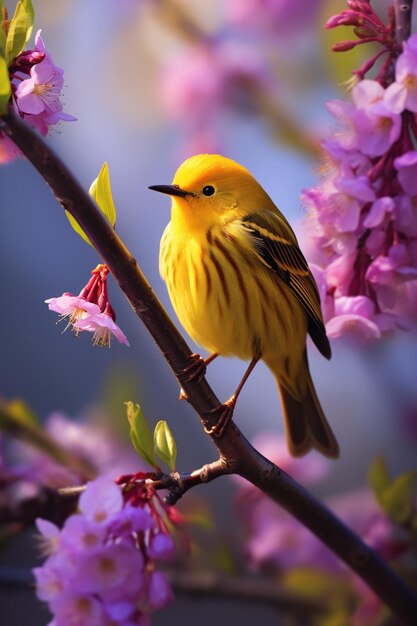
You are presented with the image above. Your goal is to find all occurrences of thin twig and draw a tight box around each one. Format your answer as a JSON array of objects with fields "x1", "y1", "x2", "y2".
[
  {"x1": 56, "y1": 460, "x2": 228, "y2": 505},
  {"x1": 2, "y1": 111, "x2": 417, "y2": 625},
  {"x1": 0, "y1": 486, "x2": 79, "y2": 526}
]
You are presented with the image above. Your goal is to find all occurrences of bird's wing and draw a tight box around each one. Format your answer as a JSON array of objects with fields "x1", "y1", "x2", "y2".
[{"x1": 241, "y1": 210, "x2": 331, "y2": 359}]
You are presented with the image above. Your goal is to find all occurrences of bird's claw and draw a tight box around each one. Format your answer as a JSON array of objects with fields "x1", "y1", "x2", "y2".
[
  {"x1": 179, "y1": 353, "x2": 207, "y2": 384},
  {"x1": 204, "y1": 396, "x2": 236, "y2": 438},
  {"x1": 178, "y1": 353, "x2": 207, "y2": 402}
]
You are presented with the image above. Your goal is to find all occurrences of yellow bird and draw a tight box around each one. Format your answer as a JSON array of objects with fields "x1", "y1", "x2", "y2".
[{"x1": 150, "y1": 154, "x2": 339, "y2": 458}]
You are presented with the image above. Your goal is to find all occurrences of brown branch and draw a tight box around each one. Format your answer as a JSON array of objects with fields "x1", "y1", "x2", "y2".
[
  {"x1": 395, "y1": 0, "x2": 414, "y2": 45},
  {"x1": 2, "y1": 109, "x2": 417, "y2": 625},
  {"x1": 0, "y1": 485, "x2": 78, "y2": 526},
  {"x1": 55, "y1": 460, "x2": 228, "y2": 505}
]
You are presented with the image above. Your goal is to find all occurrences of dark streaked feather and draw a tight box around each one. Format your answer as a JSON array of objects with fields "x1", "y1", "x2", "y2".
[{"x1": 242, "y1": 211, "x2": 331, "y2": 359}]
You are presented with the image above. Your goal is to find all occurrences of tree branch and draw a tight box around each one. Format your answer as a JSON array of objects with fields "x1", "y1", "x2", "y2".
[
  {"x1": 2, "y1": 109, "x2": 417, "y2": 624},
  {"x1": 55, "y1": 460, "x2": 228, "y2": 505},
  {"x1": 395, "y1": 0, "x2": 414, "y2": 45}
]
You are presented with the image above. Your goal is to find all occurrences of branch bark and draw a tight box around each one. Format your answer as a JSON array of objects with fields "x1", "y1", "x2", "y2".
[
  {"x1": 2, "y1": 110, "x2": 417, "y2": 625},
  {"x1": 395, "y1": 0, "x2": 414, "y2": 45}
]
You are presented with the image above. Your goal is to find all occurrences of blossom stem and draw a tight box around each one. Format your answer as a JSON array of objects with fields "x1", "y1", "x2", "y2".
[
  {"x1": 395, "y1": 0, "x2": 414, "y2": 45},
  {"x1": 2, "y1": 109, "x2": 417, "y2": 624},
  {"x1": 57, "y1": 460, "x2": 228, "y2": 505}
]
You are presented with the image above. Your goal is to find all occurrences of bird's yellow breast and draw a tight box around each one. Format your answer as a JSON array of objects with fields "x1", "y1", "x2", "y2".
[{"x1": 159, "y1": 219, "x2": 307, "y2": 364}]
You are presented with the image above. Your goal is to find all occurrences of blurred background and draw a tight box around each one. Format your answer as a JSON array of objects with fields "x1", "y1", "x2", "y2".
[{"x1": 1, "y1": 1, "x2": 416, "y2": 624}]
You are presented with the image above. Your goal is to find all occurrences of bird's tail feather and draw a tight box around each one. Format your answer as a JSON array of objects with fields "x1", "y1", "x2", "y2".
[{"x1": 276, "y1": 358, "x2": 339, "y2": 459}]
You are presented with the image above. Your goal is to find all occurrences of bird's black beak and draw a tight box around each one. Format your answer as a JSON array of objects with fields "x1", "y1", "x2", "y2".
[{"x1": 148, "y1": 184, "x2": 192, "y2": 198}]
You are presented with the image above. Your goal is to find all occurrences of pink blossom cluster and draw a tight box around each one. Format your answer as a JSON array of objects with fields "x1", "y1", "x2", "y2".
[
  {"x1": 225, "y1": 0, "x2": 323, "y2": 37},
  {"x1": 46, "y1": 264, "x2": 129, "y2": 348},
  {"x1": 302, "y1": 32, "x2": 417, "y2": 340},
  {"x1": 1, "y1": 30, "x2": 75, "y2": 163},
  {"x1": 159, "y1": 40, "x2": 267, "y2": 154},
  {"x1": 34, "y1": 476, "x2": 176, "y2": 626},
  {"x1": 9, "y1": 411, "x2": 141, "y2": 492},
  {"x1": 236, "y1": 435, "x2": 403, "y2": 625}
]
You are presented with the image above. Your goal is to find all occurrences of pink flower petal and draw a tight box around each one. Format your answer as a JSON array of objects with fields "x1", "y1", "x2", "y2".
[
  {"x1": 17, "y1": 91, "x2": 45, "y2": 115},
  {"x1": 78, "y1": 476, "x2": 123, "y2": 523}
]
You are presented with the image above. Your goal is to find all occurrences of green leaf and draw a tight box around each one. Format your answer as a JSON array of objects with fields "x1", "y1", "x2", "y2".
[
  {"x1": 0, "y1": 6, "x2": 6, "y2": 59},
  {"x1": 368, "y1": 455, "x2": 391, "y2": 505},
  {"x1": 381, "y1": 471, "x2": 417, "y2": 525},
  {"x1": 65, "y1": 162, "x2": 117, "y2": 246},
  {"x1": 5, "y1": 0, "x2": 34, "y2": 66},
  {"x1": 22, "y1": 0, "x2": 34, "y2": 45},
  {"x1": 154, "y1": 420, "x2": 177, "y2": 472},
  {"x1": 125, "y1": 401, "x2": 158, "y2": 468},
  {"x1": 0, "y1": 56, "x2": 11, "y2": 114},
  {"x1": 65, "y1": 212, "x2": 93, "y2": 246},
  {"x1": 89, "y1": 162, "x2": 117, "y2": 228}
]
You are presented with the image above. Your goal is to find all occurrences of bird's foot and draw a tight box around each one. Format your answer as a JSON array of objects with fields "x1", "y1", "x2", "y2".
[
  {"x1": 179, "y1": 353, "x2": 207, "y2": 383},
  {"x1": 204, "y1": 396, "x2": 236, "y2": 438},
  {"x1": 178, "y1": 353, "x2": 207, "y2": 401}
]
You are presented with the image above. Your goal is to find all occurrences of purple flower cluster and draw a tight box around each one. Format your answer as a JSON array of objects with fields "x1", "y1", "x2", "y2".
[
  {"x1": 1, "y1": 30, "x2": 75, "y2": 162},
  {"x1": 159, "y1": 40, "x2": 267, "y2": 154},
  {"x1": 235, "y1": 434, "x2": 401, "y2": 625},
  {"x1": 225, "y1": 0, "x2": 323, "y2": 38},
  {"x1": 10, "y1": 411, "x2": 141, "y2": 491},
  {"x1": 46, "y1": 264, "x2": 129, "y2": 347},
  {"x1": 34, "y1": 476, "x2": 175, "y2": 626},
  {"x1": 302, "y1": 32, "x2": 417, "y2": 341}
]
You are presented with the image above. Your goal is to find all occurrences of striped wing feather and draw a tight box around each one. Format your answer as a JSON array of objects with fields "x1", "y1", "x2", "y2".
[{"x1": 242, "y1": 211, "x2": 331, "y2": 360}]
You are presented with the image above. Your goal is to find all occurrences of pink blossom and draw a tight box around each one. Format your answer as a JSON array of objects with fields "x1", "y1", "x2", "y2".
[
  {"x1": 60, "y1": 516, "x2": 107, "y2": 552},
  {"x1": 363, "y1": 196, "x2": 395, "y2": 228},
  {"x1": 33, "y1": 558, "x2": 65, "y2": 602},
  {"x1": 394, "y1": 151, "x2": 417, "y2": 196},
  {"x1": 45, "y1": 293, "x2": 101, "y2": 327},
  {"x1": 79, "y1": 476, "x2": 123, "y2": 523},
  {"x1": 11, "y1": 30, "x2": 75, "y2": 137},
  {"x1": 16, "y1": 60, "x2": 64, "y2": 115},
  {"x1": 303, "y1": 43, "x2": 417, "y2": 339},
  {"x1": 108, "y1": 505, "x2": 154, "y2": 537},
  {"x1": 390, "y1": 33, "x2": 417, "y2": 113},
  {"x1": 74, "y1": 545, "x2": 144, "y2": 595},
  {"x1": 326, "y1": 297, "x2": 381, "y2": 340},
  {"x1": 159, "y1": 40, "x2": 267, "y2": 152},
  {"x1": 46, "y1": 265, "x2": 129, "y2": 347},
  {"x1": 148, "y1": 533, "x2": 176, "y2": 561},
  {"x1": 226, "y1": 0, "x2": 322, "y2": 37},
  {"x1": 34, "y1": 476, "x2": 177, "y2": 625},
  {"x1": 145, "y1": 572, "x2": 174, "y2": 611},
  {"x1": 74, "y1": 310, "x2": 130, "y2": 347},
  {"x1": 49, "y1": 592, "x2": 106, "y2": 626}
]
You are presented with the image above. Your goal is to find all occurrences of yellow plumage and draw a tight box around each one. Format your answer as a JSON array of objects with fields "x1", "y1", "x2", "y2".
[{"x1": 152, "y1": 154, "x2": 339, "y2": 458}]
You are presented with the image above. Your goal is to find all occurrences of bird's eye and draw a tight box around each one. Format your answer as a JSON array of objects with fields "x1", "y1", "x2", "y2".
[{"x1": 202, "y1": 185, "x2": 215, "y2": 197}]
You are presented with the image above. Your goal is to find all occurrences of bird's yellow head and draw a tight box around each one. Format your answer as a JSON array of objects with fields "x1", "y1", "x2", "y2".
[{"x1": 149, "y1": 154, "x2": 273, "y2": 234}]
